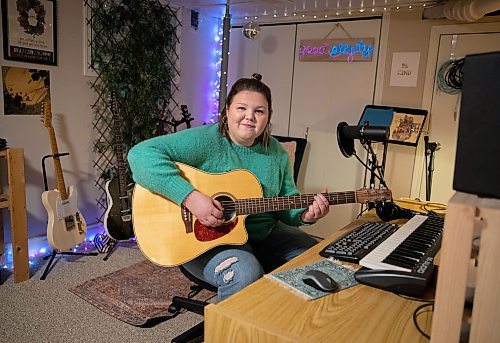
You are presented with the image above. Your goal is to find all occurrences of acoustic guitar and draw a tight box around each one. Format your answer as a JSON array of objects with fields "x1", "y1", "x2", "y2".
[
  {"x1": 103, "y1": 94, "x2": 134, "y2": 240},
  {"x1": 41, "y1": 100, "x2": 87, "y2": 251},
  {"x1": 132, "y1": 163, "x2": 392, "y2": 266}
]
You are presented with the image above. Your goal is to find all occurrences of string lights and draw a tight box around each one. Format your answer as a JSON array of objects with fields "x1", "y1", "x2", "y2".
[
  {"x1": 1, "y1": 225, "x2": 102, "y2": 270},
  {"x1": 232, "y1": 1, "x2": 436, "y2": 23},
  {"x1": 209, "y1": 18, "x2": 224, "y2": 124}
]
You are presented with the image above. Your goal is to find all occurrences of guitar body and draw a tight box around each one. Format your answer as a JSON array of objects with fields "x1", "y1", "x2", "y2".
[
  {"x1": 104, "y1": 178, "x2": 135, "y2": 241},
  {"x1": 42, "y1": 186, "x2": 87, "y2": 251},
  {"x1": 132, "y1": 163, "x2": 392, "y2": 267},
  {"x1": 132, "y1": 163, "x2": 261, "y2": 267}
]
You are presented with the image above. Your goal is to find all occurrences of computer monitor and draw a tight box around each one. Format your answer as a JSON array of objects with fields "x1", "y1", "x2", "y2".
[{"x1": 358, "y1": 105, "x2": 428, "y2": 146}]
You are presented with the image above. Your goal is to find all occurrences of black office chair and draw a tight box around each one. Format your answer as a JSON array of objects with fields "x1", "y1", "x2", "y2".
[
  {"x1": 168, "y1": 265, "x2": 217, "y2": 343},
  {"x1": 168, "y1": 135, "x2": 308, "y2": 343}
]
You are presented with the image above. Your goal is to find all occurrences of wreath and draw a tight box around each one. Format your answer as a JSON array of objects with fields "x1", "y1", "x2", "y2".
[{"x1": 16, "y1": 0, "x2": 46, "y2": 37}]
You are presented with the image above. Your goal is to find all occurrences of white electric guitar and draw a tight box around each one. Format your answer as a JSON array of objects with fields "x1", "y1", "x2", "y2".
[{"x1": 41, "y1": 100, "x2": 87, "y2": 251}]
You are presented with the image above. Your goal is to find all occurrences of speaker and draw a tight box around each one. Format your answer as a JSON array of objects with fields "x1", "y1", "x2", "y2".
[{"x1": 453, "y1": 51, "x2": 500, "y2": 200}]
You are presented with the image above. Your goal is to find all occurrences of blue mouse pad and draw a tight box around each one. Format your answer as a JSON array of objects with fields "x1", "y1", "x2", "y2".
[{"x1": 266, "y1": 259, "x2": 359, "y2": 300}]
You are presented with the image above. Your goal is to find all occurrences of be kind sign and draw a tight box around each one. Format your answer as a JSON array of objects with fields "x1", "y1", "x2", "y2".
[{"x1": 299, "y1": 38, "x2": 375, "y2": 62}]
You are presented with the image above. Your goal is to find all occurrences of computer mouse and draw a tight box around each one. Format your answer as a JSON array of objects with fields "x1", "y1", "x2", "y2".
[{"x1": 302, "y1": 269, "x2": 339, "y2": 292}]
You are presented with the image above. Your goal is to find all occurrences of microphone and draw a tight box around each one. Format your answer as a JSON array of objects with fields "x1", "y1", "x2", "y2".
[
  {"x1": 337, "y1": 122, "x2": 389, "y2": 158},
  {"x1": 341, "y1": 124, "x2": 389, "y2": 142}
]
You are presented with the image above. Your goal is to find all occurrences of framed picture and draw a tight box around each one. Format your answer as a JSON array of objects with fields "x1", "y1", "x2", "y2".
[
  {"x1": 2, "y1": 66, "x2": 51, "y2": 115},
  {"x1": 1, "y1": 0, "x2": 57, "y2": 65}
]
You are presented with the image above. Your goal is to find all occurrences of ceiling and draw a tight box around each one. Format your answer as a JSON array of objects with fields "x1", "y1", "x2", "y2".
[{"x1": 171, "y1": 0, "x2": 446, "y2": 23}]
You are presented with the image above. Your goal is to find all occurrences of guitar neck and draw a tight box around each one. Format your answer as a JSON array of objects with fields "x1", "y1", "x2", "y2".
[
  {"x1": 235, "y1": 191, "x2": 357, "y2": 215},
  {"x1": 48, "y1": 126, "x2": 68, "y2": 200},
  {"x1": 112, "y1": 103, "x2": 128, "y2": 197},
  {"x1": 115, "y1": 135, "x2": 128, "y2": 193}
]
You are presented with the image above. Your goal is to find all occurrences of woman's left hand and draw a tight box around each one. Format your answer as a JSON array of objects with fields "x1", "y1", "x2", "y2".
[{"x1": 301, "y1": 187, "x2": 330, "y2": 223}]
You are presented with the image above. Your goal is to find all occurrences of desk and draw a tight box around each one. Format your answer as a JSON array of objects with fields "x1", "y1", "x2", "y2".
[
  {"x1": 0, "y1": 148, "x2": 30, "y2": 282},
  {"x1": 205, "y1": 210, "x2": 434, "y2": 343}
]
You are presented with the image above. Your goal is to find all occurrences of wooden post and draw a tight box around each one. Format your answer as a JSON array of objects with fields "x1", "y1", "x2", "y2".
[
  {"x1": 431, "y1": 192, "x2": 500, "y2": 342},
  {"x1": 0, "y1": 148, "x2": 30, "y2": 282}
]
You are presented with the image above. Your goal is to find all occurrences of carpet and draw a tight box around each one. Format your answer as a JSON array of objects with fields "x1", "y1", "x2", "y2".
[{"x1": 69, "y1": 260, "x2": 215, "y2": 326}]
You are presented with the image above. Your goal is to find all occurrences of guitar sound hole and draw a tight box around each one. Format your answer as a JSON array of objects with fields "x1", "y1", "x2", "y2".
[{"x1": 213, "y1": 194, "x2": 236, "y2": 222}]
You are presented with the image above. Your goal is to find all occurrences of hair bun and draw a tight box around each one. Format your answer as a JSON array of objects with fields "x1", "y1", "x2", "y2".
[{"x1": 252, "y1": 73, "x2": 262, "y2": 81}]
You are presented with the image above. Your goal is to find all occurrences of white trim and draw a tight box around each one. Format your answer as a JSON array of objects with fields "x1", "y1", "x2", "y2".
[
  {"x1": 410, "y1": 22, "x2": 500, "y2": 199},
  {"x1": 83, "y1": 0, "x2": 97, "y2": 77},
  {"x1": 374, "y1": 11, "x2": 390, "y2": 105}
]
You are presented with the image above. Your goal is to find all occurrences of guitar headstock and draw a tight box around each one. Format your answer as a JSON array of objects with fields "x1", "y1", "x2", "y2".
[
  {"x1": 41, "y1": 99, "x2": 52, "y2": 129},
  {"x1": 109, "y1": 92, "x2": 118, "y2": 116},
  {"x1": 356, "y1": 188, "x2": 392, "y2": 203}
]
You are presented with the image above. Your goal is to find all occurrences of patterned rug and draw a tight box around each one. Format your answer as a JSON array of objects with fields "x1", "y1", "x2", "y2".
[{"x1": 69, "y1": 260, "x2": 215, "y2": 326}]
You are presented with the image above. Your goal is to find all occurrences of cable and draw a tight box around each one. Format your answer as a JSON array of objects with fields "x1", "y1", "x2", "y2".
[
  {"x1": 353, "y1": 147, "x2": 387, "y2": 186},
  {"x1": 397, "y1": 293, "x2": 434, "y2": 303},
  {"x1": 437, "y1": 58, "x2": 464, "y2": 95},
  {"x1": 412, "y1": 302, "x2": 434, "y2": 339}
]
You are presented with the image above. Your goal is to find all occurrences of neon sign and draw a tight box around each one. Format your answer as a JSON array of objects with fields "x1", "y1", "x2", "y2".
[{"x1": 299, "y1": 38, "x2": 375, "y2": 63}]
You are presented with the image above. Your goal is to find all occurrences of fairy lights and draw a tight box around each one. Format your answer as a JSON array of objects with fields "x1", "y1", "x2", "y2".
[
  {"x1": 232, "y1": 1, "x2": 432, "y2": 23},
  {"x1": 1, "y1": 225, "x2": 103, "y2": 270},
  {"x1": 209, "y1": 17, "x2": 224, "y2": 124}
]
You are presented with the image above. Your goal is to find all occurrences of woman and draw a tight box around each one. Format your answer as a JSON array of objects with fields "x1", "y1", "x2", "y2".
[{"x1": 128, "y1": 74, "x2": 330, "y2": 301}]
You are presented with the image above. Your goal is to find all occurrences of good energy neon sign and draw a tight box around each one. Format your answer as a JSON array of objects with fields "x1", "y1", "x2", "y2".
[{"x1": 299, "y1": 38, "x2": 375, "y2": 63}]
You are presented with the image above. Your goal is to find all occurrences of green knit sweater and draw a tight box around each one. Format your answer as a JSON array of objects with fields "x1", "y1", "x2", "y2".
[{"x1": 127, "y1": 123, "x2": 306, "y2": 241}]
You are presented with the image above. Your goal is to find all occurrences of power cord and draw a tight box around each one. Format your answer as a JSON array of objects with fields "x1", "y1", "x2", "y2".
[{"x1": 412, "y1": 302, "x2": 434, "y2": 339}]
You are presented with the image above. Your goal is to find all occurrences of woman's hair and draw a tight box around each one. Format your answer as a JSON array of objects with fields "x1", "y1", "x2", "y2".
[{"x1": 218, "y1": 73, "x2": 273, "y2": 146}]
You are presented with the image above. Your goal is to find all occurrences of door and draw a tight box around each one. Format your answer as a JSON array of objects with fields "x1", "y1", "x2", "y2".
[{"x1": 414, "y1": 24, "x2": 500, "y2": 204}]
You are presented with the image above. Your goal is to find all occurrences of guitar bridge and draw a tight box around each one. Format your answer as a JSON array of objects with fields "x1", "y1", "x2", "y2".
[{"x1": 181, "y1": 205, "x2": 193, "y2": 233}]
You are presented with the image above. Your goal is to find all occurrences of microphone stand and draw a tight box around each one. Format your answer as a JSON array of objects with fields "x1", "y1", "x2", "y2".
[
  {"x1": 364, "y1": 140, "x2": 388, "y2": 209},
  {"x1": 424, "y1": 136, "x2": 439, "y2": 202}
]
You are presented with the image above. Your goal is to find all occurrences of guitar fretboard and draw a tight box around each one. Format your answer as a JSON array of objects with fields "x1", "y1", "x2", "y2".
[
  {"x1": 43, "y1": 101, "x2": 68, "y2": 200},
  {"x1": 234, "y1": 192, "x2": 357, "y2": 215},
  {"x1": 110, "y1": 95, "x2": 128, "y2": 201}
]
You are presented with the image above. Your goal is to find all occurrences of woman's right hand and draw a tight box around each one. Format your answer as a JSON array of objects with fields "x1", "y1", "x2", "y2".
[{"x1": 182, "y1": 190, "x2": 224, "y2": 227}]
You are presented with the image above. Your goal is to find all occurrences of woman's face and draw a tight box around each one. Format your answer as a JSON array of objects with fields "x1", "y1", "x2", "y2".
[{"x1": 226, "y1": 90, "x2": 269, "y2": 147}]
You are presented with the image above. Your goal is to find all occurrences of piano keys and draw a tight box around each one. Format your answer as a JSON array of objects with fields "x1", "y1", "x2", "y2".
[
  {"x1": 359, "y1": 214, "x2": 444, "y2": 272},
  {"x1": 355, "y1": 214, "x2": 444, "y2": 297}
]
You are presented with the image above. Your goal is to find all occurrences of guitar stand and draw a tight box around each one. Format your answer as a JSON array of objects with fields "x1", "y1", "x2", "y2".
[
  {"x1": 40, "y1": 249, "x2": 98, "y2": 280},
  {"x1": 40, "y1": 153, "x2": 98, "y2": 280},
  {"x1": 102, "y1": 238, "x2": 118, "y2": 261}
]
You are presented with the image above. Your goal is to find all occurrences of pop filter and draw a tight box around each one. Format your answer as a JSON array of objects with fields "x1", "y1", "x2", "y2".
[
  {"x1": 337, "y1": 122, "x2": 355, "y2": 157},
  {"x1": 337, "y1": 122, "x2": 389, "y2": 158}
]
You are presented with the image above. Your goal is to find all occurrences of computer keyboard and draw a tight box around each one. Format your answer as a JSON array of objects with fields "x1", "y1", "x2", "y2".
[{"x1": 320, "y1": 221, "x2": 399, "y2": 263}]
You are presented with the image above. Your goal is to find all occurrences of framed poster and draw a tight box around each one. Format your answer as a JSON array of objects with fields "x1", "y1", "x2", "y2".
[
  {"x1": 1, "y1": 0, "x2": 57, "y2": 65},
  {"x1": 2, "y1": 66, "x2": 51, "y2": 115}
]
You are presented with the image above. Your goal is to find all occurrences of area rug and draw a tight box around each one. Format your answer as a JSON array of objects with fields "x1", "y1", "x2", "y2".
[{"x1": 69, "y1": 260, "x2": 215, "y2": 326}]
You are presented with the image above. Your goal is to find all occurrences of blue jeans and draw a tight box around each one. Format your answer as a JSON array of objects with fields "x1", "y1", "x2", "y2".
[{"x1": 183, "y1": 222, "x2": 318, "y2": 302}]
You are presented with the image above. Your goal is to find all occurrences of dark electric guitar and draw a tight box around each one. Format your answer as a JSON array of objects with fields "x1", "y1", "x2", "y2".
[{"x1": 103, "y1": 94, "x2": 135, "y2": 241}]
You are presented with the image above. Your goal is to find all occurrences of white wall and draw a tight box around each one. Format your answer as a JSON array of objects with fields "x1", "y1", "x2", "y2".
[
  {"x1": 1, "y1": 1, "x2": 98, "y2": 242},
  {"x1": 178, "y1": 8, "x2": 220, "y2": 126}
]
